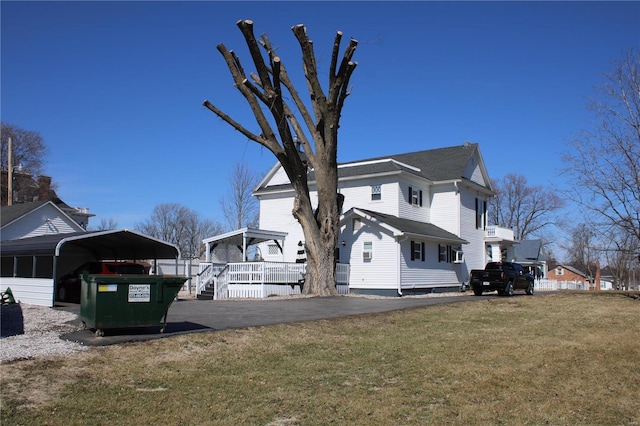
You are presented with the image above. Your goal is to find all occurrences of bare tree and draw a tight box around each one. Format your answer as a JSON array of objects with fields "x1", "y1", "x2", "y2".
[
  {"x1": 220, "y1": 162, "x2": 260, "y2": 230},
  {"x1": 90, "y1": 217, "x2": 119, "y2": 231},
  {"x1": 603, "y1": 227, "x2": 639, "y2": 291},
  {"x1": 563, "y1": 50, "x2": 640, "y2": 243},
  {"x1": 1, "y1": 122, "x2": 48, "y2": 176},
  {"x1": 135, "y1": 203, "x2": 224, "y2": 259},
  {"x1": 203, "y1": 20, "x2": 358, "y2": 295},
  {"x1": 563, "y1": 222, "x2": 600, "y2": 281},
  {"x1": 489, "y1": 173, "x2": 564, "y2": 240}
]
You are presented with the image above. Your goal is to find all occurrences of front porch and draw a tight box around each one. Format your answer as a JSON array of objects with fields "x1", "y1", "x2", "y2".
[{"x1": 196, "y1": 261, "x2": 350, "y2": 299}]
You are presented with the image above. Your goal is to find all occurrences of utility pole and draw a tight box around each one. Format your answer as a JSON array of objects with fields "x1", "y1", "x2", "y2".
[{"x1": 7, "y1": 136, "x2": 13, "y2": 206}]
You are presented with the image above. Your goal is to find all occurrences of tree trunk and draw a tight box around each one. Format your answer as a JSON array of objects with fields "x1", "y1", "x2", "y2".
[{"x1": 203, "y1": 20, "x2": 357, "y2": 296}]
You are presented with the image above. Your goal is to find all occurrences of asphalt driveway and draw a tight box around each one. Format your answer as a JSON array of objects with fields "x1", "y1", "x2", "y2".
[{"x1": 61, "y1": 293, "x2": 480, "y2": 346}]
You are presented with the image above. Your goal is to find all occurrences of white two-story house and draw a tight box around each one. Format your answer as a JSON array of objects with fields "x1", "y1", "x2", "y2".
[{"x1": 253, "y1": 142, "x2": 516, "y2": 296}]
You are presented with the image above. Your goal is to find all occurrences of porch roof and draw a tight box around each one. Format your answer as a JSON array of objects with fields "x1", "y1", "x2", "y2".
[
  {"x1": 342, "y1": 208, "x2": 469, "y2": 245},
  {"x1": 202, "y1": 228, "x2": 287, "y2": 247}
]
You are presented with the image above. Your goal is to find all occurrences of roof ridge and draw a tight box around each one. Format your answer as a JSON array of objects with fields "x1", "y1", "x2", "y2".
[{"x1": 339, "y1": 142, "x2": 477, "y2": 166}]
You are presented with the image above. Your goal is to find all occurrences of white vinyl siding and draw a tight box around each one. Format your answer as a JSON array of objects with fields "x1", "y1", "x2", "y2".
[
  {"x1": 429, "y1": 184, "x2": 459, "y2": 236},
  {"x1": 1, "y1": 205, "x2": 83, "y2": 242},
  {"x1": 347, "y1": 222, "x2": 397, "y2": 290},
  {"x1": 400, "y1": 241, "x2": 459, "y2": 288},
  {"x1": 0, "y1": 278, "x2": 54, "y2": 307},
  {"x1": 462, "y1": 152, "x2": 487, "y2": 186},
  {"x1": 257, "y1": 195, "x2": 301, "y2": 262},
  {"x1": 398, "y1": 178, "x2": 429, "y2": 222},
  {"x1": 266, "y1": 165, "x2": 292, "y2": 186},
  {"x1": 459, "y1": 189, "x2": 486, "y2": 278},
  {"x1": 339, "y1": 178, "x2": 399, "y2": 216}
]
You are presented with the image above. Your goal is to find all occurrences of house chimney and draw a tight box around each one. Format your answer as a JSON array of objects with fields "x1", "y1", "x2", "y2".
[{"x1": 37, "y1": 175, "x2": 52, "y2": 201}]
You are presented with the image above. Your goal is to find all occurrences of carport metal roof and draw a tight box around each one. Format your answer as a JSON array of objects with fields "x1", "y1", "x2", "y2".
[{"x1": 0, "y1": 229, "x2": 180, "y2": 260}]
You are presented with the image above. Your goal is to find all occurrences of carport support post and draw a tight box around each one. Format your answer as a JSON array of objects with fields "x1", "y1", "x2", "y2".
[{"x1": 52, "y1": 256, "x2": 58, "y2": 306}]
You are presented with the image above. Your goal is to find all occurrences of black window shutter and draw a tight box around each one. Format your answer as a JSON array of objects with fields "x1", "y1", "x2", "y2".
[
  {"x1": 475, "y1": 198, "x2": 479, "y2": 229},
  {"x1": 410, "y1": 241, "x2": 415, "y2": 261},
  {"x1": 419, "y1": 190, "x2": 423, "y2": 206},
  {"x1": 438, "y1": 244, "x2": 441, "y2": 262},
  {"x1": 421, "y1": 242, "x2": 425, "y2": 261},
  {"x1": 483, "y1": 200, "x2": 487, "y2": 228},
  {"x1": 408, "y1": 186, "x2": 413, "y2": 203}
]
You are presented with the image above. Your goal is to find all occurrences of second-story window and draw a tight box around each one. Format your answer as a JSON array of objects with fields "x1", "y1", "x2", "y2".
[
  {"x1": 371, "y1": 185, "x2": 381, "y2": 201},
  {"x1": 408, "y1": 186, "x2": 423, "y2": 206}
]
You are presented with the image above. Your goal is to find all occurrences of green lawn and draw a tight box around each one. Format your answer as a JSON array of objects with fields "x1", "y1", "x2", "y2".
[{"x1": 2, "y1": 292, "x2": 639, "y2": 425}]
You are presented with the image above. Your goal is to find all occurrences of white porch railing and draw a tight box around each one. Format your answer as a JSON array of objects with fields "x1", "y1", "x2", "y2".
[
  {"x1": 535, "y1": 279, "x2": 589, "y2": 291},
  {"x1": 485, "y1": 225, "x2": 515, "y2": 241},
  {"x1": 196, "y1": 263, "x2": 225, "y2": 295},
  {"x1": 197, "y1": 261, "x2": 350, "y2": 299}
]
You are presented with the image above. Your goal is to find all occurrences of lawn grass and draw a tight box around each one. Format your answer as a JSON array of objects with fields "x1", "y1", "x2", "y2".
[{"x1": 1, "y1": 292, "x2": 639, "y2": 425}]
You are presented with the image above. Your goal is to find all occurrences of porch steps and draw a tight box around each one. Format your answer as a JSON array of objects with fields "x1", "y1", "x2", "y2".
[{"x1": 197, "y1": 284, "x2": 214, "y2": 300}]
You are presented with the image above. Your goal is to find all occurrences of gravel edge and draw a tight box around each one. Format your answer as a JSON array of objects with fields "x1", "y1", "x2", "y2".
[{"x1": 0, "y1": 304, "x2": 88, "y2": 364}]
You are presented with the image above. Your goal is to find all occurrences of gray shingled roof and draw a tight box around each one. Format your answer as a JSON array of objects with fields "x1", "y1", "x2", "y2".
[
  {"x1": 256, "y1": 143, "x2": 479, "y2": 194},
  {"x1": 1, "y1": 201, "x2": 50, "y2": 227},
  {"x1": 513, "y1": 240, "x2": 543, "y2": 261},
  {"x1": 347, "y1": 143, "x2": 478, "y2": 182},
  {"x1": 353, "y1": 208, "x2": 468, "y2": 244}
]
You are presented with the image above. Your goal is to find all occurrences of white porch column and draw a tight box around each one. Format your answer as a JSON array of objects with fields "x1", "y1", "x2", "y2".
[{"x1": 205, "y1": 241, "x2": 211, "y2": 262}]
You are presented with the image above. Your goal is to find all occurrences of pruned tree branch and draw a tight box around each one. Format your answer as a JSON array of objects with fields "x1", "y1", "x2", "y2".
[{"x1": 204, "y1": 20, "x2": 358, "y2": 296}]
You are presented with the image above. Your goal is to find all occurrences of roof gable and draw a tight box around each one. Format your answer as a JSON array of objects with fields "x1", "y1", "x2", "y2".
[
  {"x1": 0, "y1": 201, "x2": 86, "y2": 240},
  {"x1": 1, "y1": 201, "x2": 50, "y2": 227}
]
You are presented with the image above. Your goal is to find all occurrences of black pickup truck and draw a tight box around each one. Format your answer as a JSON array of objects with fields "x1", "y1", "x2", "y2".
[{"x1": 469, "y1": 262, "x2": 535, "y2": 297}]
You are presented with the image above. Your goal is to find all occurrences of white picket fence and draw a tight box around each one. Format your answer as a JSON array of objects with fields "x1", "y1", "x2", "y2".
[{"x1": 535, "y1": 279, "x2": 589, "y2": 291}]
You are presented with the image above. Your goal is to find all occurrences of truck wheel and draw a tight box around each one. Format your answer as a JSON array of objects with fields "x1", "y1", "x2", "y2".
[
  {"x1": 58, "y1": 286, "x2": 68, "y2": 302},
  {"x1": 473, "y1": 287, "x2": 483, "y2": 296},
  {"x1": 526, "y1": 282, "x2": 534, "y2": 295},
  {"x1": 505, "y1": 281, "x2": 514, "y2": 297}
]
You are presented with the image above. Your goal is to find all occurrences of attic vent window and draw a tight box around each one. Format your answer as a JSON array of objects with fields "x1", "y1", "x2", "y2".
[{"x1": 371, "y1": 185, "x2": 381, "y2": 201}]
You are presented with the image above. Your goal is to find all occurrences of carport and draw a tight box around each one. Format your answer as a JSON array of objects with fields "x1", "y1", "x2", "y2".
[{"x1": 0, "y1": 229, "x2": 180, "y2": 307}]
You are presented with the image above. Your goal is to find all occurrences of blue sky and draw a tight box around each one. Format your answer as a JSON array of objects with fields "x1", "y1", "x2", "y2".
[{"x1": 2, "y1": 1, "x2": 639, "y2": 235}]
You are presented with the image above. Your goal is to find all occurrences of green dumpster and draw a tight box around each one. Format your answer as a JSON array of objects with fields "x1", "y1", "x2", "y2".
[{"x1": 79, "y1": 273, "x2": 187, "y2": 337}]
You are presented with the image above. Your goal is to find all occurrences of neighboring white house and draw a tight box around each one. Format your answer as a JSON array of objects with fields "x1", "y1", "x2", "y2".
[
  {"x1": 0, "y1": 201, "x2": 86, "y2": 242},
  {"x1": 252, "y1": 142, "x2": 516, "y2": 296}
]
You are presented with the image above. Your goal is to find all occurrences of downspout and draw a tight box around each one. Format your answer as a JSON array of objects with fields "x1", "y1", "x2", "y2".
[
  {"x1": 453, "y1": 181, "x2": 461, "y2": 236},
  {"x1": 397, "y1": 235, "x2": 408, "y2": 297}
]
